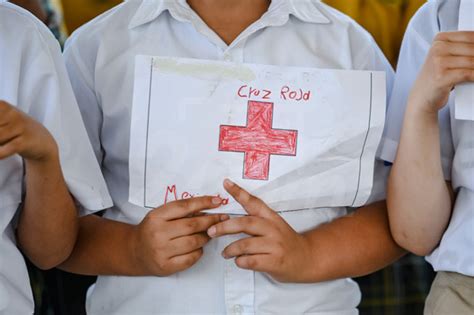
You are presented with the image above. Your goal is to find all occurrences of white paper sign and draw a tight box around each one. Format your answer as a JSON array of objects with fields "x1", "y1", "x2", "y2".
[
  {"x1": 129, "y1": 56, "x2": 386, "y2": 214},
  {"x1": 456, "y1": 0, "x2": 474, "y2": 121}
]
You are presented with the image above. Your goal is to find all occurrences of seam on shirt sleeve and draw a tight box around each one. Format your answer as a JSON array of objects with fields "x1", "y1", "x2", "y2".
[
  {"x1": 2, "y1": 4, "x2": 60, "y2": 73},
  {"x1": 65, "y1": 43, "x2": 96, "y2": 93}
]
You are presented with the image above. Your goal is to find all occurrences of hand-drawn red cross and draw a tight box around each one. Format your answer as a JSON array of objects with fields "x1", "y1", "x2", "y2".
[{"x1": 219, "y1": 100, "x2": 298, "y2": 180}]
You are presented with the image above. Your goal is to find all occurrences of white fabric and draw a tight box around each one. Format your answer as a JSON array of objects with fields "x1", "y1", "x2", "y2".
[
  {"x1": 0, "y1": 3, "x2": 113, "y2": 314},
  {"x1": 378, "y1": 0, "x2": 474, "y2": 276},
  {"x1": 64, "y1": 0, "x2": 394, "y2": 313}
]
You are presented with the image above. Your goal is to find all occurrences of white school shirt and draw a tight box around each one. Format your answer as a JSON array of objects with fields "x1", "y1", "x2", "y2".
[
  {"x1": 64, "y1": 0, "x2": 394, "y2": 314},
  {"x1": 378, "y1": 0, "x2": 474, "y2": 277},
  {"x1": 0, "y1": 3, "x2": 113, "y2": 314}
]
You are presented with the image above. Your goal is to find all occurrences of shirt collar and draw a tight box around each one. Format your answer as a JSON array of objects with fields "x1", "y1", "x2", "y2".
[{"x1": 128, "y1": 0, "x2": 330, "y2": 29}]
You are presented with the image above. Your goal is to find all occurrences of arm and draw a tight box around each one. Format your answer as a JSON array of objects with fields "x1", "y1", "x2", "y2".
[
  {"x1": 58, "y1": 215, "x2": 142, "y2": 276},
  {"x1": 208, "y1": 179, "x2": 404, "y2": 283},
  {"x1": 59, "y1": 197, "x2": 229, "y2": 276},
  {"x1": 0, "y1": 100, "x2": 78, "y2": 270},
  {"x1": 387, "y1": 31, "x2": 474, "y2": 256},
  {"x1": 301, "y1": 200, "x2": 405, "y2": 281},
  {"x1": 387, "y1": 107, "x2": 454, "y2": 255}
]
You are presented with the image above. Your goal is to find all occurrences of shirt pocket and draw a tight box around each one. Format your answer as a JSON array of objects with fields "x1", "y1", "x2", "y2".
[{"x1": 0, "y1": 156, "x2": 23, "y2": 208}]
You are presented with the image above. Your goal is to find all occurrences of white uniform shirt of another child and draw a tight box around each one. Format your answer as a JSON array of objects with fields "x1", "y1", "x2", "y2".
[{"x1": 0, "y1": 3, "x2": 112, "y2": 314}]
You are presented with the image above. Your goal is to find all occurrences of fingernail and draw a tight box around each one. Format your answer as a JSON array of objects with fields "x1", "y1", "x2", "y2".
[
  {"x1": 224, "y1": 179, "x2": 235, "y2": 189},
  {"x1": 207, "y1": 226, "x2": 216, "y2": 237},
  {"x1": 221, "y1": 251, "x2": 229, "y2": 259},
  {"x1": 220, "y1": 214, "x2": 230, "y2": 221},
  {"x1": 212, "y1": 197, "x2": 222, "y2": 205}
]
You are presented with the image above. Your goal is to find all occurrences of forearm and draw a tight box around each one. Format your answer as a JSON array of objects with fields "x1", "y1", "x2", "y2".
[
  {"x1": 387, "y1": 98, "x2": 452, "y2": 255},
  {"x1": 303, "y1": 201, "x2": 405, "y2": 282},
  {"x1": 59, "y1": 215, "x2": 145, "y2": 276},
  {"x1": 17, "y1": 150, "x2": 78, "y2": 270},
  {"x1": 61, "y1": 197, "x2": 226, "y2": 277}
]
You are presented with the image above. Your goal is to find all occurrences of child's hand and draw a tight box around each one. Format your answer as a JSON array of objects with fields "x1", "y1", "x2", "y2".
[
  {"x1": 207, "y1": 179, "x2": 313, "y2": 283},
  {"x1": 132, "y1": 196, "x2": 228, "y2": 276},
  {"x1": 410, "y1": 31, "x2": 474, "y2": 114},
  {"x1": 0, "y1": 100, "x2": 58, "y2": 162}
]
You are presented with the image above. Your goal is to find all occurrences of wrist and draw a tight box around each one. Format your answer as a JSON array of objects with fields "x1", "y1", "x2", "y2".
[
  {"x1": 127, "y1": 224, "x2": 149, "y2": 276},
  {"x1": 407, "y1": 86, "x2": 445, "y2": 115},
  {"x1": 23, "y1": 124, "x2": 60, "y2": 163},
  {"x1": 24, "y1": 142, "x2": 59, "y2": 169},
  {"x1": 406, "y1": 96, "x2": 440, "y2": 123},
  {"x1": 299, "y1": 233, "x2": 324, "y2": 282}
]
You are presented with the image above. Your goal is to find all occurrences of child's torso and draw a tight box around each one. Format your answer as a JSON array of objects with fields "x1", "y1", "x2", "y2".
[{"x1": 75, "y1": 1, "x2": 389, "y2": 313}]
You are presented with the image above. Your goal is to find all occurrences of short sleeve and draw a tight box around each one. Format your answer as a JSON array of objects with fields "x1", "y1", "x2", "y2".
[
  {"x1": 16, "y1": 14, "x2": 113, "y2": 215},
  {"x1": 63, "y1": 34, "x2": 105, "y2": 165},
  {"x1": 352, "y1": 28, "x2": 396, "y2": 203},
  {"x1": 350, "y1": 25, "x2": 395, "y2": 102},
  {"x1": 377, "y1": 3, "x2": 454, "y2": 181}
]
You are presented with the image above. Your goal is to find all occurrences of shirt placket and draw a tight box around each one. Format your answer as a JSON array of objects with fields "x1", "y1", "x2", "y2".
[
  {"x1": 219, "y1": 42, "x2": 245, "y2": 63},
  {"x1": 172, "y1": 2, "x2": 283, "y2": 64},
  {"x1": 224, "y1": 234, "x2": 255, "y2": 315},
  {"x1": 165, "y1": 6, "x2": 290, "y2": 314}
]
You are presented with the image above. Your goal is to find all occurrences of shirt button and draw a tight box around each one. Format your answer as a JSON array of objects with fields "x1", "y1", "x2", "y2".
[
  {"x1": 232, "y1": 304, "x2": 243, "y2": 315},
  {"x1": 223, "y1": 53, "x2": 232, "y2": 61}
]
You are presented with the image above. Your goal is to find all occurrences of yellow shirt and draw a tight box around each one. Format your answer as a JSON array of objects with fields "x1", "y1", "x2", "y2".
[
  {"x1": 323, "y1": 0, "x2": 426, "y2": 65},
  {"x1": 61, "y1": 0, "x2": 121, "y2": 32}
]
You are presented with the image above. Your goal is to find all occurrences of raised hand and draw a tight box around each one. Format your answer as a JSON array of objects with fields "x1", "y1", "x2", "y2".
[
  {"x1": 0, "y1": 100, "x2": 57, "y2": 161},
  {"x1": 410, "y1": 31, "x2": 474, "y2": 113}
]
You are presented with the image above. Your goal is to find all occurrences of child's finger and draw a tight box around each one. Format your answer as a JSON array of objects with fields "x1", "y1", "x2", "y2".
[
  {"x1": 443, "y1": 56, "x2": 474, "y2": 70},
  {"x1": 444, "y1": 69, "x2": 474, "y2": 87},
  {"x1": 167, "y1": 248, "x2": 203, "y2": 273},
  {"x1": 168, "y1": 233, "x2": 210, "y2": 256},
  {"x1": 0, "y1": 116, "x2": 10, "y2": 127},
  {"x1": 207, "y1": 216, "x2": 273, "y2": 238},
  {"x1": 0, "y1": 101, "x2": 16, "y2": 126},
  {"x1": 0, "y1": 137, "x2": 21, "y2": 160},
  {"x1": 234, "y1": 254, "x2": 274, "y2": 273},
  {"x1": 223, "y1": 179, "x2": 276, "y2": 219},
  {"x1": 435, "y1": 31, "x2": 474, "y2": 44},
  {"x1": 169, "y1": 214, "x2": 228, "y2": 239},
  {"x1": 446, "y1": 42, "x2": 474, "y2": 57},
  {"x1": 0, "y1": 100, "x2": 11, "y2": 113},
  {"x1": 0, "y1": 131, "x2": 16, "y2": 146},
  {"x1": 0, "y1": 125, "x2": 22, "y2": 145},
  {"x1": 222, "y1": 236, "x2": 271, "y2": 259},
  {"x1": 155, "y1": 196, "x2": 223, "y2": 220}
]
